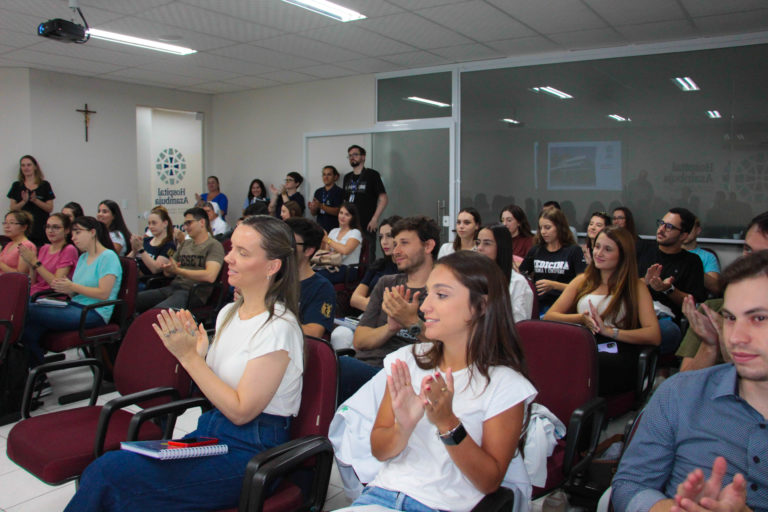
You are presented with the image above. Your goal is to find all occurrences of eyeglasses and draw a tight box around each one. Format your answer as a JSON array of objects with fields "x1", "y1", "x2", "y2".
[
  {"x1": 656, "y1": 219, "x2": 681, "y2": 232},
  {"x1": 285, "y1": 178, "x2": 295, "y2": 183},
  {"x1": 612, "y1": 215, "x2": 626, "y2": 221},
  {"x1": 182, "y1": 220, "x2": 196, "y2": 227},
  {"x1": 474, "y1": 239, "x2": 496, "y2": 247},
  {"x1": 45, "y1": 224, "x2": 63, "y2": 231},
  {"x1": 2, "y1": 222, "x2": 22, "y2": 226},
  {"x1": 347, "y1": 153, "x2": 362, "y2": 159}
]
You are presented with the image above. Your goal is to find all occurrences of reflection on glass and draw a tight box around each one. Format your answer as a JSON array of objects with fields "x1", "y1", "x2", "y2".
[{"x1": 378, "y1": 72, "x2": 452, "y2": 121}]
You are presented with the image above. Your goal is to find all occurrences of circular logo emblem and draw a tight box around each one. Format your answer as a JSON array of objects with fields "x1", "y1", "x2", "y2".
[{"x1": 155, "y1": 147, "x2": 187, "y2": 185}]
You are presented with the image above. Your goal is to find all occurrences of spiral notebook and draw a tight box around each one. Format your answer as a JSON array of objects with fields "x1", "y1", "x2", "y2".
[{"x1": 120, "y1": 440, "x2": 228, "y2": 460}]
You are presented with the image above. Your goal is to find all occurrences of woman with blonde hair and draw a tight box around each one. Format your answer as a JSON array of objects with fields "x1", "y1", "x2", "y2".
[
  {"x1": 127, "y1": 206, "x2": 176, "y2": 279},
  {"x1": 8, "y1": 155, "x2": 55, "y2": 246}
]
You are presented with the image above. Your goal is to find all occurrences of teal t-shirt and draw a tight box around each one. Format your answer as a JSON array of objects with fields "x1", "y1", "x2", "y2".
[{"x1": 72, "y1": 249, "x2": 123, "y2": 323}]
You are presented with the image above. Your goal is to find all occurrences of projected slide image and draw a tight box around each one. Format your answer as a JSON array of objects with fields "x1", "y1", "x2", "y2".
[{"x1": 547, "y1": 141, "x2": 622, "y2": 190}]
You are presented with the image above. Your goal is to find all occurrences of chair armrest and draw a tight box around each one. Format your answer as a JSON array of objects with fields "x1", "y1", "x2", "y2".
[
  {"x1": 471, "y1": 487, "x2": 516, "y2": 512},
  {"x1": 93, "y1": 386, "x2": 182, "y2": 457},
  {"x1": 635, "y1": 347, "x2": 658, "y2": 405},
  {"x1": 239, "y1": 435, "x2": 334, "y2": 512},
  {"x1": 142, "y1": 275, "x2": 173, "y2": 289},
  {"x1": 30, "y1": 289, "x2": 70, "y2": 302},
  {"x1": 78, "y1": 299, "x2": 125, "y2": 342},
  {"x1": 336, "y1": 348, "x2": 356, "y2": 358},
  {"x1": 0, "y1": 319, "x2": 13, "y2": 361},
  {"x1": 126, "y1": 396, "x2": 212, "y2": 441},
  {"x1": 563, "y1": 396, "x2": 606, "y2": 478},
  {"x1": 21, "y1": 359, "x2": 104, "y2": 417}
]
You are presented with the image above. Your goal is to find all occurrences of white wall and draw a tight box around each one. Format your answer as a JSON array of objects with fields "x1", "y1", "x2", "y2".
[
  {"x1": 211, "y1": 74, "x2": 376, "y2": 216},
  {"x1": 1, "y1": 69, "x2": 213, "y2": 232}
]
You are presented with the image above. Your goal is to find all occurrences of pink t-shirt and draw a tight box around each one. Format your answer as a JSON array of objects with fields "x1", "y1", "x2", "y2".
[
  {"x1": 30, "y1": 244, "x2": 79, "y2": 295},
  {"x1": 0, "y1": 239, "x2": 36, "y2": 273}
]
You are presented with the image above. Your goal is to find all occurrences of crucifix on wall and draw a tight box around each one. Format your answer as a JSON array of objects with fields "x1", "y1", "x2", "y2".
[{"x1": 76, "y1": 103, "x2": 97, "y2": 142}]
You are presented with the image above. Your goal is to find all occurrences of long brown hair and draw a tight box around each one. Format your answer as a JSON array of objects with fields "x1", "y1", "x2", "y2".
[
  {"x1": 150, "y1": 206, "x2": 174, "y2": 246},
  {"x1": 18, "y1": 155, "x2": 44, "y2": 185},
  {"x1": 534, "y1": 206, "x2": 575, "y2": 247},
  {"x1": 414, "y1": 251, "x2": 528, "y2": 386},
  {"x1": 575, "y1": 226, "x2": 640, "y2": 329}
]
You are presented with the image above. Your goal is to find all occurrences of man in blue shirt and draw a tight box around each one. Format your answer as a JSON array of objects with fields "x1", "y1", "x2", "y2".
[
  {"x1": 286, "y1": 217, "x2": 335, "y2": 337},
  {"x1": 612, "y1": 251, "x2": 768, "y2": 512}
]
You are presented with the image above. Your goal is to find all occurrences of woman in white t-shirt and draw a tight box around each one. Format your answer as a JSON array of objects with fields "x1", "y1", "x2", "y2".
[
  {"x1": 67, "y1": 215, "x2": 304, "y2": 512},
  {"x1": 437, "y1": 207, "x2": 481, "y2": 260},
  {"x1": 317, "y1": 202, "x2": 363, "y2": 284},
  {"x1": 347, "y1": 251, "x2": 537, "y2": 512},
  {"x1": 96, "y1": 199, "x2": 132, "y2": 256}
]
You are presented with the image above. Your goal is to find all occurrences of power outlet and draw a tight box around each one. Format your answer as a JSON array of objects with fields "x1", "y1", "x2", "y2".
[{"x1": 442, "y1": 215, "x2": 450, "y2": 227}]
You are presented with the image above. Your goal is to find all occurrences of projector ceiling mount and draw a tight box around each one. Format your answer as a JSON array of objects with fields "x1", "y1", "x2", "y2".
[{"x1": 37, "y1": 0, "x2": 90, "y2": 44}]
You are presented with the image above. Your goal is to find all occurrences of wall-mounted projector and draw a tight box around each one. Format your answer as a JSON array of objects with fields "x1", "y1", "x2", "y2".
[{"x1": 37, "y1": 19, "x2": 87, "y2": 43}]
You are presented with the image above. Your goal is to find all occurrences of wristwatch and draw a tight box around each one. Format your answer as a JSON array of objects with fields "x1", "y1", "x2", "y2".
[
  {"x1": 407, "y1": 319, "x2": 424, "y2": 337},
  {"x1": 34, "y1": 261, "x2": 42, "y2": 269},
  {"x1": 661, "y1": 283, "x2": 675, "y2": 295},
  {"x1": 439, "y1": 422, "x2": 467, "y2": 446},
  {"x1": 611, "y1": 327, "x2": 619, "y2": 339}
]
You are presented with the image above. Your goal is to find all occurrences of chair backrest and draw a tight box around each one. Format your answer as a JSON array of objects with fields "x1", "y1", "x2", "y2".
[
  {"x1": 0, "y1": 272, "x2": 30, "y2": 358},
  {"x1": 525, "y1": 277, "x2": 539, "y2": 319},
  {"x1": 290, "y1": 336, "x2": 338, "y2": 439},
  {"x1": 357, "y1": 237, "x2": 370, "y2": 274},
  {"x1": 516, "y1": 320, "x2": 598, "y2": 424},
  {"x1": 113, "y1": 308, "x2": 193, "y2": 406},
  {"x1": 221, "y1": 238, "x2": 232, "y2": 254},
  {"x1": 112, "y1": 257, "x2": 138, "y2": 327}
]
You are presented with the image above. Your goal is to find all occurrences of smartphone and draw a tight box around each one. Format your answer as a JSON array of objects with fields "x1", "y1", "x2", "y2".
[{"x1": 168, "y1": 437, "x2": 218, "y2": 448}]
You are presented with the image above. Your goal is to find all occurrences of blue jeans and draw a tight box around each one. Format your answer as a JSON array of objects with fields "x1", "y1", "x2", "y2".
[
  {"x1": 658, "y1": 316, "x2": 682, "y2": 355},
  {"x1": 353, "y1": 486, "x2": 446, "y2": 512},
  {"x1": 23, "y1": 301, "x2": 106, "y2": 367},
  {"x1": 66, "y1": 409, "x2": 291, "y2": 512},
  {"x1": 338, "y1": 356, "x2": 381, "y2": 404}
]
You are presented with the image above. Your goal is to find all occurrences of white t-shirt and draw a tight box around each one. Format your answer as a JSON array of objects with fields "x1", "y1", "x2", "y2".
[
  {"x1": 110, "y1": 231, "x2": 127, "y2": 256},
  {"x1": 206, "y1": 302, "x2": 304, "y2": 417},
  {"x1": 437, "y1": 242, "x2": 455, "y2": 260},
  {"x1": 210, "y1": 216, "x2": 229, "y2": 237},
  {"x1": 510, "y1": 271, "x2": 534, "y2": 322},
  {"x1": 329, "y1": 227, "x2": 363, "y2": 266},
  {"x1": 576, "y1": 293, "x2": 626, "y2": 327},
  {"x1": 371, "y1": 344, "x2": 537, "y2": 512}
]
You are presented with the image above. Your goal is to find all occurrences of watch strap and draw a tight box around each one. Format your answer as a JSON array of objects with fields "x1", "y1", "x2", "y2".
[{"x1": 439, "y1": 422, "x2": 467, "y2": 446}]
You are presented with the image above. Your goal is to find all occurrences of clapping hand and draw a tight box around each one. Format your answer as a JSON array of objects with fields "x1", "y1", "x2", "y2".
[
  {"x1": 645, "y1": 263, "x2": 675, "y2": 292},
  {"x1": 387, "y1": 359, "x2": 427, "y2": 434},
  {"x1": 382, "y1": 285, "x2": 421, "y2": 328},
  {"x1": 18, "y1": 244, "x2": 37, "y2": 266},
  {"x1": 152, "y1": 309, "x2": 208, "y2": 361},
  {"x1": 535, "y1": 279, "x2": 555, "y2": 296},
  {"x1": 672, "y1": 457, "x2": 748, "y2": 512},
  {"x1": 682, "y1": 295, "x2": 722, "y2": 347},
  {"x1": 583, "y1": 299, "x2": 606, "y2": 336},
  {"x1": 51, "y1": 277, "x2": 75, "y2": 295},
  {"x1": 130, "y1": 234, "x2": 144, "y2": 253},
  {"x1": 422, "y1": 369, "x2": 459, "y2": 433},
  {"x1": 161, "y1": 258, "x2": 179, "y2": 275}
]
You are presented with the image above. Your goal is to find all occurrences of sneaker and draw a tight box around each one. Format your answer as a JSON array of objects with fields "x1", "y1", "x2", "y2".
[{"x1": 34, "y1": 378, "x2": 52, "y2": 398}]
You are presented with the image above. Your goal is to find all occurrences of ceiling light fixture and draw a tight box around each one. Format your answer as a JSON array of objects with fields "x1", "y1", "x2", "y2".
[
  {"x1": 673, "y1": 76, "x2": 699, "y2": 92},
  {"x1": 88, "y1": 28, "x2": 196, "y2": 55},
  {"x1": 501, "y1": 118, "x2": 521, "y2": 125},
  {"x1": 608, "y1": 114, "x2": 630, "y2": 122},
  {"x1": 706, "y1": 110, "x2": 722, "y2": 119},
  {"x1": 280, "y1": 0, "x2": 366, "y2": 22},
  {"x1": 405, "y1": 96, "x2": 450, "y2": 108},
  {"x1": 531, "y1": 86, "x2": 573, "y2": 99}
]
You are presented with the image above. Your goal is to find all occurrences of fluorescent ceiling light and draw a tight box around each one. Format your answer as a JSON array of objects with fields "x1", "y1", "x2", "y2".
[
  {"x1": 608, "y1": 114, "x2": 630, "y2": 122},
  {"x1": 673, "y1": 76, "x2": 699, "y2": 92},
  {"x1": 88, "y1": 28, "x2": 196, "y2": 55},
  {"x1": 280, "y1": 0, "x2": 366, "y2": 22},
  {"x1": 405, "y1": 96, "x2": 451, "y2": 108},
  {"x1": 531, "y1": 86, "x2": 573, "y2": 99},
  {"x1": 706, "y1": 110, "x2": 722, "y2": 119},
  {"x1": 501, "y1": 118, "x2": 521, "y2": 125}
]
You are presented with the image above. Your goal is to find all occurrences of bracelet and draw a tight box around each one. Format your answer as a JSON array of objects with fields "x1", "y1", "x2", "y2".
[
  {"x1": 611, "y1": 327, "x2": 619, "y2": 339},
  {"x1": 438, "y1": 420, "x2": 462, "y2": 437}
]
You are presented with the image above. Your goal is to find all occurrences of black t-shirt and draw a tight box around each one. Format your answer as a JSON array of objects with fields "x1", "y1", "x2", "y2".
[
  {"x1": 7, "y1": 180, "x2": 56, "y2": 246},
  {"x1": 312, "y1": 184, "x2": 344, "y2": 232},
  {"x1": 274, "y1": 191, "x2": 305, "y2": 218},
  {"x1": 519, "y1": 244, "x2": 586, "y2": 309},
  {"x1": 138, "y1": 237, "x2": 176, "y2": 276},
  {"x1": 637, "y1": 247, "x2": 706, "y2": 319},
  {"x1": 299, "y1": 272, "x2": 336, "y2": 334},
  {"x1": 342, "y1": 168, "x2": 386, "y2": 228}
]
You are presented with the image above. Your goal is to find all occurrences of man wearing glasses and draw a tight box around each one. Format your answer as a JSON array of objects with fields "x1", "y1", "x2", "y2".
[
  {"x1": 637, "y1": 207, "x2": 707, "y2": 353},
  {"x1": 343, "y1": 145, "x2": 388, "y2": 260},
  {"x1": 135, "y1": 207, "x2": 224, "y2": 313}
]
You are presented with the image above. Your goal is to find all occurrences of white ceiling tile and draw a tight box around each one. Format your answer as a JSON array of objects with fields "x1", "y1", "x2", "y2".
[
  {"x1": 300, "y1": 25, "x2": 415, "y2": 57},
  {"x1": 0, "y1": 44, "x2": 16, "y2": 54},
  {"x1": 387, "y1": 0, "x2": 466, "y2": 8},
  {"x1": 1, "y1": 48, "x2": 125, "y2": 74},
  {"x1": 383, "y1": 51, "x2": 451, "y2": 68},
  {"x1": 254, "y1": 35, "x2": 363, "y2": 63},
  {"x1": 100, "y1": 73, "x2": 185, "y2": 89},
  {"x1": 615, "y1": 21, "x2": 698, "y2": 43},
  {"x1": 101, "y1": 67, "x2": 204, "y2": 86},
  {"x1": 680, "y1": 0, "x2": 768, "y2": 17},
  {"x1": 0, "y1": 29, "x2": 47, "y2": 49},
  {"x1": 96, "y1": 16, "x2": 235, "y2": 51},
  {"x1": 335, "y1": 57, "x2": 401, "y2": 73},
  {"x1": 431, "y1": 43, "x2": 505, "y2": 61},
  {"x1": 487, "y1": 0, "x2": 607, "y2": 34},
  {"x1": 209, "y1": 43, "x2": 320, "y2": 69},
  {"x1": 136, "y1": 60, "x2": 239, "y2": 81},
  {"x1": 257, "y1": 69, "x2": 315, "y2": 84},
  {"x1": 295, "y1": 64, "x2": 358, "y2": 79},
  {"x1": 30, "y1": 39, "x2": 158, "y2": 67},
  {"x1": 486, "y1": 36, "x2": 561, "y2": 56},
  {"x1": 417, "y1": 1, "x2": 536, "y2": 42},
  {"x1": 0, "y1": 1, "x2": 125, "y2": 26},
  {"x1": 334, "y1": 0, "x2": 404, "y2": 18},
  {"x1": 225, "y1": 75, "x2": 282, "y2": 88},
  {"x1": 80, "y1": 0, "x2": 175, "y2": 16},
  {"x1": 179, "y1": 0, "x2": 338, "y2": 32},
  {"x1": 356, "y1": 12, "x2": 473, "y2": 48},
  {"x1": 584, "y1": 0, "x2": 687, "y2": 26},
  {"x1": 184, "y1": 52, "x2": 277, "y2": 75},
  {"x1": 0, "y1": 8, "x2": 52, "y2": 34},
  {"x1": 548, "y1": 28, "x2": 627, "y2": 49},
  {"x1": 180, "y1": 81, "x2": 244, "y2": 93},
  {"x1": 693, "y1": 9, "x2": 768, "y2": 35},
  {"x1": 136, "y1": 3, "x2": 282, "y2": 43}
]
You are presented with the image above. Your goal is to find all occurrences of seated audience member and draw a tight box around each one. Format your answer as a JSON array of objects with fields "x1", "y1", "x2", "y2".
[
  {"x1": 135, "y1": 207, "x2": 224, "y2": 313},
  {"x1": 243, "y1": 201, "x2": 269, "y2": 217},
  {"x1": 678, "y1": 210, "x2": 768, "y2": 371},
  {"x1": 203, "y1": 201, "x2": 229, "y2": 237},
  {"x1": 19, "y1": 212, "x2": 78, "y2": 295},
  {"x1": 61, "y1": 201, "x2": 84, "y2": 224},
  {"x1": 474, "y1": 224, "x2": 534, "y2": 322},
  {"x1": 285, "y1": 217, "x2": 336, "y2": 337},
  {"x1": 637, "y1": 207, "x2": 706, "y2": 354},
  {"x1": 612, "y1": 250, "x2": 768, "y2": 512},
  {"x1": 195, "y1": 175, "x2": 229, "y2": 220},
  {"x1": 126, "y1": 206, "x2": 176, "y2": 279},
  {"x1": 338, "y1": 216, "x2": 440, "y2": 404},
  {"x1": 582, "y1": 211, "x2": 612, "y2": 266},
  {"x1": 280, "y1": 200, "x2": 302, "y2": 221},
  {"x1": 519, "y1": 206, "x2": 586, "y2": 315},
  {"x1": 0, "y1": 210, "x2": 36, "y2": 274},
  {"x1": 346, "y1": 251, "x2": 536, "y2": 511},
  {"x1": 242, "y1": 178, "x2": 269, "y2": 213},
  {"x1": 682, "y1": 217, "x2": 721, "y2": 295},
  {"x1": 350, "y1": 215, "x2": 401, "y2": 312},
  {"x1": 500, "y1": 204, "x2": 535, "y2": 261},
  {"x1": 543, "y1": 200, "x2": 578, "y2": 240},
  {"x1": 438, "y1": 207, "x2": 481, "y2": 259},
  {"x1": 269, "y1": 171, "x2": 305, "y2": 217},
  {"x1": 308, "y1": 165, "x2": 344, "y2": 232},
  {"x1": 613, "y1": 206, "x2": 654, "y2": 259},
  {"x1": 66, "y1": 216, "x2": 303, "y2": 512},
  {"x1": 544, "y1": 226, "x2": 661, "y2": 395},
  {"x1": 22, "y1": 216, "x2": 122, "y2": 380},
  {"x1": 316, "y1": 202, "x2": 363, "y2": 285},
  {"x1": 97, "y1": 199, "x2": 132, "y2": 257}
]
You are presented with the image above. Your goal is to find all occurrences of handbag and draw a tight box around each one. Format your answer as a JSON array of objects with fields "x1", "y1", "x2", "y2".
[{"x1": 311, "y1": 250, "x2": 343, "y2": 269}]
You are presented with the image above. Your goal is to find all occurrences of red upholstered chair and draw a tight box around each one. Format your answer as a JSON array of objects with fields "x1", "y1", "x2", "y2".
[
  {"x1": 187, "y1": 260, "x2": 230, "y2": 328},
  {"x1": 6, "y1": 309, "x2": 192, "y2": 485},
  {"x1": 603, "y1": 346, "x2": 658, "y2": 420},
  {"x1": 525, "y1": 277, "x2": 539, "y2": 319},
  {"x1": 0, "y1": 272, "x2": 31, "y2": 425},
  {"x1": 515, "y1": 320, "x2": 605, "y2": 497}
]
